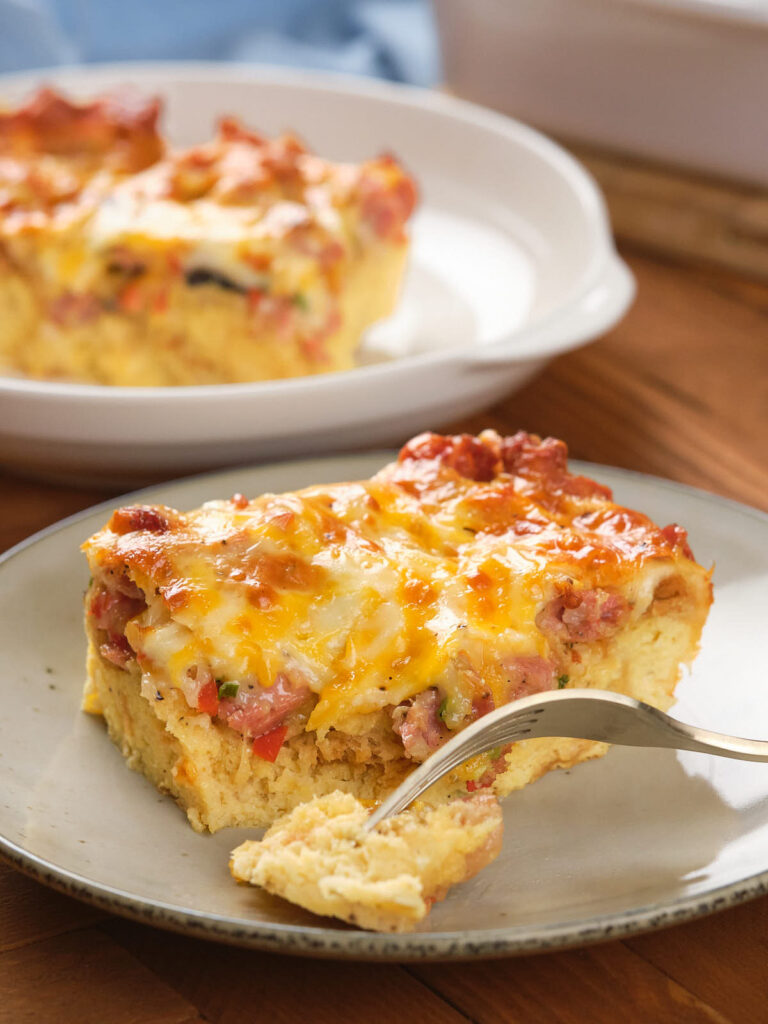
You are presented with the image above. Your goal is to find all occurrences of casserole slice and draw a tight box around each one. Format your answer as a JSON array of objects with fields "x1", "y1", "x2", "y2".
[{"x1": 82, "y1": 431, "x2": 712, "y2": 831}]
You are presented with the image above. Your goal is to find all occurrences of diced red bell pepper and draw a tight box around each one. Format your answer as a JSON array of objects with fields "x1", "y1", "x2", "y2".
[
  {"x1": 247, "y1": 287, "x2": 265, "y2": 314},
  {"x1": 197, "y1": 679, "x2": 220, "y2": 717},
  {"x1": 109, "y1": 505, "x2": 168, "y2": 535},
  {"x1": 166, "y1": 252, "x2": 183, "y2": 275},
  {"x1": 251, "y1": 725, "x2": 288, "y2": 762},
  {"x1": 119, "y1": 281, "x2": 145, "y2": 313}
]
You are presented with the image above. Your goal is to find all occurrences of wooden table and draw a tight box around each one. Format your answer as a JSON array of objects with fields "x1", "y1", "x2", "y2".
[{"x1": 1, "y1": 248, "x2": 766, "y2": 1023}]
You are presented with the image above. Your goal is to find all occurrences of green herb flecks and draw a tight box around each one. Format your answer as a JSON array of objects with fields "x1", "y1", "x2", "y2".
[
  {"x1": 218, "y1": 681, "x2": 240, "y2": 699},
  {"x1": 557, "y1": 674, "x2": 570, "y2": 689},
  {"x1": 293, "y1": 292, "x2": 310, "y2": 312}
]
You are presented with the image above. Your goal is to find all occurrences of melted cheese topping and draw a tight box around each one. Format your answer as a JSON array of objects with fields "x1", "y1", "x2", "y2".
[
  {"x1": 2, "y1": 100, "x2": 412, "y2": 294},
  {"x1": 0, "y1": 88, "x2": 162, "y2": 236},
  {"x1": 83, "y1": 431, "x2": 705, "y2": 735},
  {"x1": 87, "y1": 183, "x2": 348, "y2": 296}
]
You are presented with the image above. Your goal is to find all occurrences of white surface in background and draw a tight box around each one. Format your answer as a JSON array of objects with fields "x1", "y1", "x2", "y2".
[
  {"x1": 436, "y1": 0, "x2": 768, "y2": 186},
  {"x1": 623, "y1": 0, "x2": 768, "y2": 25}
]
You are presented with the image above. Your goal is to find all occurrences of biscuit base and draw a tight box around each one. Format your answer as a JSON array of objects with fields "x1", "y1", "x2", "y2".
[{"x1": 84, "y1": 582, "x2": 705, "y2": 832}]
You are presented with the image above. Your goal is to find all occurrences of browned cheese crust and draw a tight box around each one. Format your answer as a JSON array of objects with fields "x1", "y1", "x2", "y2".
[{"x1": 82, "y1": 431, "x2": 713, "y2": 831}]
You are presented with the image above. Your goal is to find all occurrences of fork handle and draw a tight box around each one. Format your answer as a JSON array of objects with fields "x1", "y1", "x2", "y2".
[{"x1": 518, "y1": 691, "x2": 768, "y2": 763}]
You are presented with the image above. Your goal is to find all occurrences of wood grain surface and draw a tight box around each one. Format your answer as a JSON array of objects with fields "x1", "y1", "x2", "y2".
[
  {"x1": 570, "y1": 144, "x2": 768, "y2": 285},
  {"x1": 0, "y1": 248, "x2": 766, "y2": 1023}
]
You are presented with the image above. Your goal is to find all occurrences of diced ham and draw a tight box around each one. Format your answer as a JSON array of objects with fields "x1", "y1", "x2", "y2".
[
  {"x1": 392, "y1": 431, "x2": 615, "y2": 511},
  {"x1": 217, "y1": 116, "x2": 265, "y2": 147},
  {"x1": 247, "y1": 291, "x2": 295, "y2": 335},
  {"x1": 501, "y1": 432, "x2": 612, "y2": 501},
  {"x1": 466, "y1": 749, "x2": 509, "y2": 793},
  {"x1": 217, "y1": 673, "x2": 311, "y2": 739},
  {"x1": 47, "y1": 292, "x2": 101, "y2": 326},
  {"x1": 500, "y1": 655, "x2": 556, "y2": 700},
  {"x1": 88, "y1": 580, "x2": 145, "y2": 635},
  {"x1": 318, "y1": 240, "x2": 345, "y2": 269},
  {"x1": 0, "y1": 87, "x2": 162, "y2": 172},
  {"x1": 398, "y1": 433, "x2": 501, "y2": 483},
  {"x1": 358, "y1": 162, "x2": 418, "y2": 241},
  {"x1": 99, "y1": 633, "x2": 134, "y2": 668},
  {"x1": 463, "y1": 659, "x2": 554, "y2": 792},
  {"x1": 164, "y1": 147, "x2": 218, "y2": 201},
  {"x1": 661, "y1": 523, "x2": 695, "y2": 560},
  {"x1": 472, "y1": 691, "x2": 496, "y2": 719},
  {"x1": 392, "y1": 688, "x2": 450, "y2": 762},
  {"x1": 536, "y1": 587, "x2": 628, "y2": 642},
  {"x1": 110, "y1": 575, "x2": 144, "y2": 601},
  {"x1": 290, "y1": 232, "x2": 345, "y2": 269},
  {"x1": 260, "y1": 133, "x2": 306, "y2": 181},
  {"x1": 561, "y1": 473, "x2": 613, "y2": 502},
  {"x1": 109, "y1": 505, "x2": 169, "y2": 535},
  {"x1": 89, "y1": 579, "x2": 145, "y2": 670},
  {"x1": 394, "y1": 658, "x2": 554, "y2": 762}
]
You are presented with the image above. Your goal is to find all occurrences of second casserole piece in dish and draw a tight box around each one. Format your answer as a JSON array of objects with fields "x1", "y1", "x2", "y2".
[
  {"x1": 0, "y1": 88, "x2": 417, "y2": 385},
  {"x1": 81, "y1": 430, "x2": 712, "y2": 833}
]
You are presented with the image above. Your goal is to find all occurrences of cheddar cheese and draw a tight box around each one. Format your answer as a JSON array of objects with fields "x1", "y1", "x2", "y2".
[{"x1": 82, "y1": 431, "x2": 712, "y2": 832}]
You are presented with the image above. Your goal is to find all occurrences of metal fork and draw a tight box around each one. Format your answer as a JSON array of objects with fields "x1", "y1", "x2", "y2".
[{"x1": 364, "y1": 688, "x2": 768, "y2": 831}]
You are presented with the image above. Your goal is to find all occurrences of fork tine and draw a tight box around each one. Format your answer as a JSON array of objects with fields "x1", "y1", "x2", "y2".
[
  {"x1": 364, "y1": 687, "x2": 768, "y2": 832},
  {"x1": 365, "y1": 703, "x2": 535, "y2": 829}
]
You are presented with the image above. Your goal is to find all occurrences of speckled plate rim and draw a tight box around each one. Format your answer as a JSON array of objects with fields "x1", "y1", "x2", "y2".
[
  {"x1": 2, "y1": 832, "x2": 768, "y2": 961},
  {"x1": 1, "y1": 457, "x2": 767, "y2": 961}
]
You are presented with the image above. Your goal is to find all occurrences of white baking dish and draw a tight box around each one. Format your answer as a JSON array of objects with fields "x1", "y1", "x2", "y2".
[
  {"x1": 0, "y1": 63, "x2": 632, "y2": 483},
  {"x1": 435, "y1": 0, "x2": 768, "y2": 185}
]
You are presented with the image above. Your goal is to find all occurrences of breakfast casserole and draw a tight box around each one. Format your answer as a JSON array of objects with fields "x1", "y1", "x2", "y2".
[
  {"x1": 0, "y1": 87, "x2": 416, "y2": 385},
  {"x1": 230, "y1": 791, "x2": 504, "y2": 933},
  {"x1": 81, "y1": 430, "x2": 712, "y2": 833}
]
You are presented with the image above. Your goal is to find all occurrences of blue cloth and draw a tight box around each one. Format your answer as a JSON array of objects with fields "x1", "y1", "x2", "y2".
[{"x1": 0, "y1": 0, "x2": 440, "y2": 85}]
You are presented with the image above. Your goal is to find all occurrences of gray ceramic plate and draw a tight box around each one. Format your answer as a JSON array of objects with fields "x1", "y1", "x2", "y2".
[{"x1": 1, "y1": 454, "x2": 767, "y2": 960}]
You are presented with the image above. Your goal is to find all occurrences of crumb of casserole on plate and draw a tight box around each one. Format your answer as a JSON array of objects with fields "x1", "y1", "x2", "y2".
[
  {"x1": 81, "y1": 430, "x2": 712, "y2": 833},
  {"x1": 229, "y1": 791, "x2": 503, "y2": 933},
  {"x1": 0, "y1": 87, "x2": 417, "y2": 385}
]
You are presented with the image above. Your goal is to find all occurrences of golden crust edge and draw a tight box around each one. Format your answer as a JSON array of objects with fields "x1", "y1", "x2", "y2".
[{"x1": 84, "y1": 572, "x2": 708, "y2": 834}]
